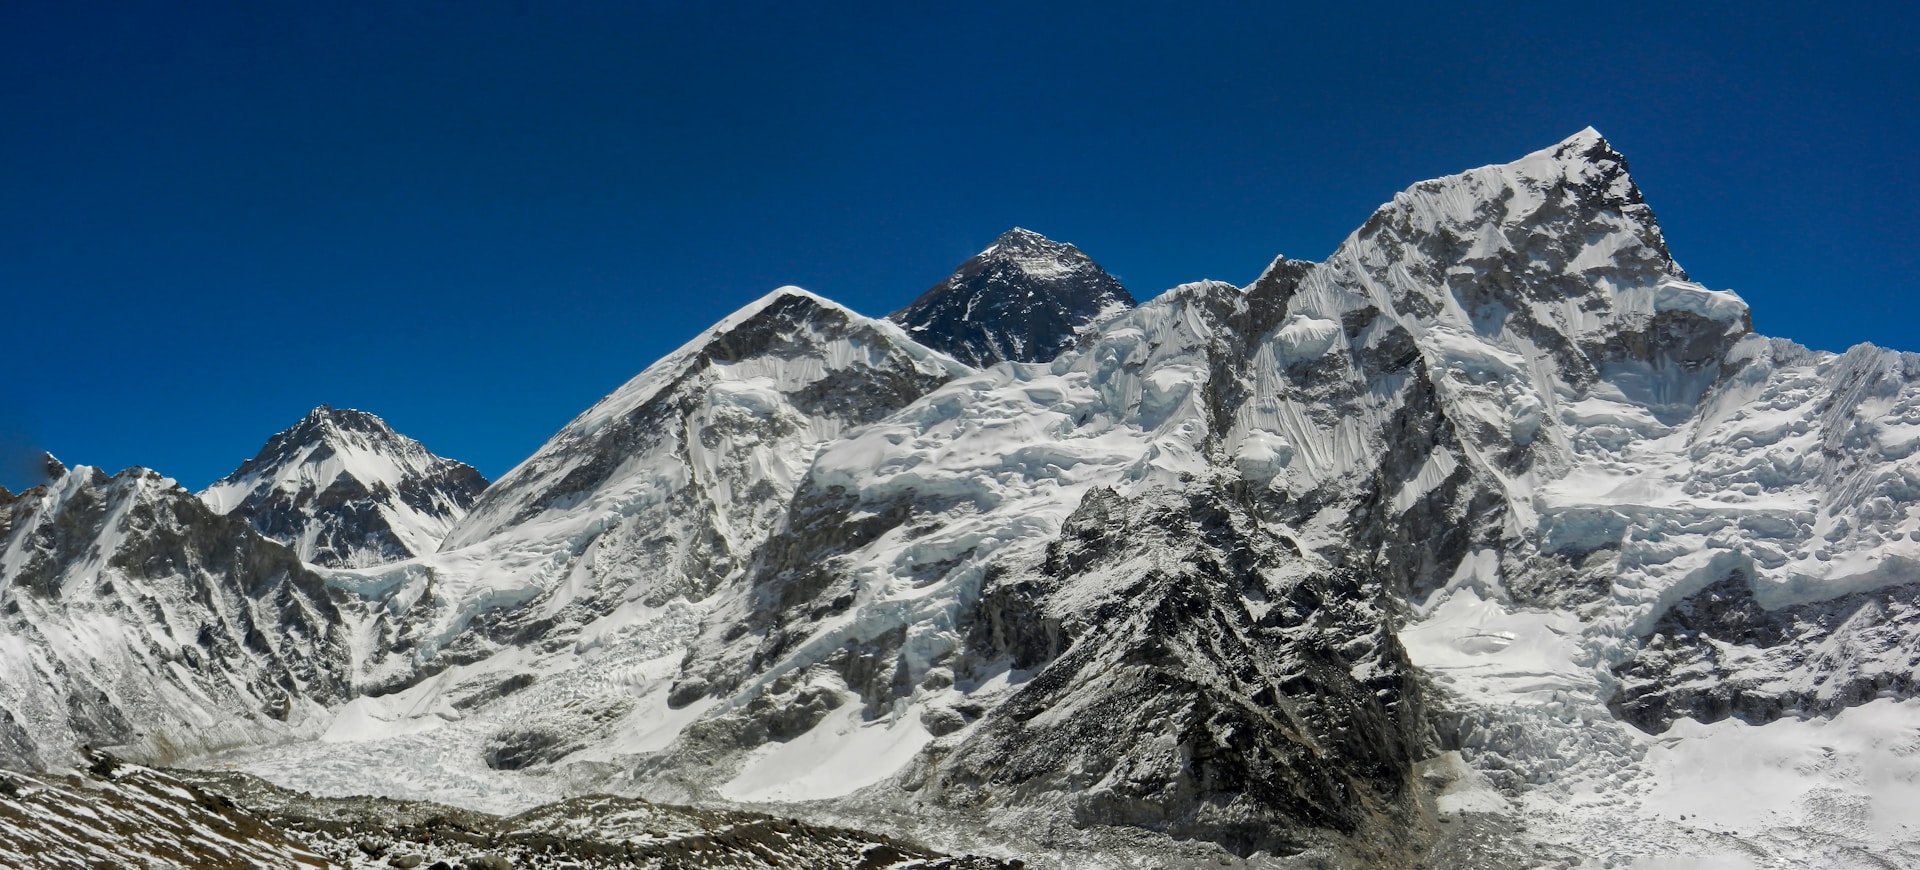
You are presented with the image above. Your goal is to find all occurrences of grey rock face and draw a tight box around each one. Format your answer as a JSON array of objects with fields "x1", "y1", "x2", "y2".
[
  {"x1": 916, "y1": 487, "x2": 1426, "y2": 859},
  {"x1": 1611, "y1": 574, "x2": 1920, "y2": 732},
  {"x1": 204, "y1": 405, "x2": 488, "y2": 568},
  {"x1": 891, "y1": 228, "x2": 1134, "y2": 367}
]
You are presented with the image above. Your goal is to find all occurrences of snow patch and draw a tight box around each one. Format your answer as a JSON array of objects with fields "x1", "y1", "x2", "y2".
[
  {"x1": 1271, "y1": 315, "x2": 1341, "y2": 364},
  {"x1": 718, "y1": 703, "x2": 933, "y2": 803}
]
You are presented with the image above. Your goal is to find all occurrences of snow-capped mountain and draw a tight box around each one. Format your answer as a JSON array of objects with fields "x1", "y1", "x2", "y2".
[
  {"x1": 0, "y1": 460, "x2": 353, "y2": 773},
  {"x1": 5, "y1": 128, "x2": 1920, "y2": 867},
  {"x1": 268, "y1": 287, "x2": 971, "y2": 710},
  {"x1": 891, "y1": 227, "x2": 1134, "y2": 367},
  {"x1": 202, "y1": 406, "x2": 487, "y2": 568}
]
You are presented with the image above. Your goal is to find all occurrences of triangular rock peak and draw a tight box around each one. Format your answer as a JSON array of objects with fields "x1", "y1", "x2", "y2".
[
  {"x1": 201, "y1": 405, "x2": 487, "y2": 567},
  {"x1": 890, "y1": 228, "x2": 1134, "y2": 367}
]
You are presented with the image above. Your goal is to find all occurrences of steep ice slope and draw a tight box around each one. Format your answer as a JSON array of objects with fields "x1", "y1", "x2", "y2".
[
  {"x1": 203, "y1": 406, "x2": 488, "y2": 568},
  {"x1": 630, "y1": 136, "x2": 1686, "y2": 851},
  {"x1": 610, "y1": 276, "x2": 1449, "y2": 862},
  {"x1": 0, "y1": 461, "x2": 353, "y2": 773},
  {"x1": 172, "y1": 288, "x2": 975, "y2": 839},
  {"x1": 892, "y1": 228, "x2": 1134, "y2": 367},
  {"x1": 299, "y1": 288, "x2": 970, "y2": 705}
]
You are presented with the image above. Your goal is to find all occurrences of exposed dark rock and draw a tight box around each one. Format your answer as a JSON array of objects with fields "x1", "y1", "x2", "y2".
[
  {"x1": 451, "y1": 673, "x2": 537, "y2": 712},
  {"x1": 891, "y1": 228, "x2": 1133, "y2": 367},
  {"x1": 1610, "y1": 574, "x2": 1920, "y2": 732},
  {"x1": 0, "y1": 467, "x2": 353, "y2": 768},
  {"x1": 924, "y1": 487, "x2": 1430, "y2": 859}
]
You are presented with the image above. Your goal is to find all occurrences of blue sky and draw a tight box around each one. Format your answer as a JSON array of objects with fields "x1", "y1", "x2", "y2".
[{"x1": 4, "y1": 2, "x2": 1915, "y2": 492}]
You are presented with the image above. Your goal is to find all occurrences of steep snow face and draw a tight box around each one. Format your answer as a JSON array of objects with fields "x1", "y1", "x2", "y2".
[
  {"x1": 1231, "y1": 128, "x2": 1737, "y2": 515},
  {"x1": 891, "y1": 228, "x2": 1135, "y2": 367},
  {"x1": 669, "y1": 280, "x2": 1240, "y2": 704},
  {"x1": 323, "y1": 288, "x2": 970, "y2": 695},
  {"x1": 0, "y1": 462, "x2": 353, "y2": 772},
  {"x1": 623, "y1": 278, "x2": 1449, "y2": 860},
  {"x1": 202, "y1": 406, "x2": 487, "y2": 568},
  {"x1": 633, "y1": 129, "x2": 1920, "y2": 862}
]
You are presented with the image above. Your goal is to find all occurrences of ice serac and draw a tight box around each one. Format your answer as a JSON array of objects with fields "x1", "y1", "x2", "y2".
[
  {"x1": 202, "y1": 406, "x2": 487, "y2": 568},
  {"x1": 622, "y1": 272, "x2": 1447, "y2": 861},
  {"x1": 890, "y1": 228, "x2": 1135, "y2": 367},
  {"x1": 0, "y1": 463, "x2": 353, "y2": 772}
]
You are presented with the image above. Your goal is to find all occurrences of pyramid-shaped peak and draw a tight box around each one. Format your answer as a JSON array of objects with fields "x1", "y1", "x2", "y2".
[
  {"x1": 1497, "y1": 126, "x2": 1637, "y2": 188},
  {"x1": 40, "y1": 452, "x2": 67, "y2": 484},
  {"x1": 728, "y1": 285, "x2": 847, "y2": 324},
  {"x1": 1319, "y1": 126, "x2": 1688, "y2": 339},
  {"x1": 975, "y1": 227, "x2": 1100, "y2": 267},
  {"x1": 684, "y1": 285, "x2": 886, "y2": 365},
  {"x1": 890, "y1": 228, "x2": 1134, "y2": 367},
  {"x1": 1370, "y1": 126, "x2": 1661, "y2": 243},
  {"x1": 1544, "y1": 126, "x2": 1621, "y2": 163},
  {"x1": 1560, "y1": 125, "x2": 1607, "y2": 149},
  {"x1": 213, "y1": 405, "x2": 464, "y2": 497},
  {"x1": 205, "y1": 405, "x2": 486, "y2": 567}
]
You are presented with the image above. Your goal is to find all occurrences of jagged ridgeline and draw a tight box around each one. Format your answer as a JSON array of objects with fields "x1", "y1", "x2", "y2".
[{"x1": 5, "y1": 128, "x2": 1920, "y2": 867}]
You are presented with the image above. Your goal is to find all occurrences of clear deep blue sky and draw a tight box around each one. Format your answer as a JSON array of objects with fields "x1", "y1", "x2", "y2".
[{"x1": 4, "y1": 2, "x2": 1916, "y2": 492}]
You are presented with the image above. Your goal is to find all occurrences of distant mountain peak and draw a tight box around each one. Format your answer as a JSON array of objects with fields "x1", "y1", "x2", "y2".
[
  {"x1": 201, "y1": 406, "x2": 487, "y2": 567},
  {"x1": 889, "y1": 228, "x2": 1134, "y2": 367},
  {"x1": 1561, "y1": 124, "x2": 1607, "y2": 149},
  {"x1": 232, "y1": 405, "x2": 404, "y2": 476}
]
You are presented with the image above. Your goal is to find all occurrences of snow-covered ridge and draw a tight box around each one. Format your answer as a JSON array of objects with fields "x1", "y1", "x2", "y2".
[
  {"x1": 291, "y1": 286, "x2": 972, "y2": 698},
  {"x1": 447, "y1": 286, "x2": 966, "y2": 548}
]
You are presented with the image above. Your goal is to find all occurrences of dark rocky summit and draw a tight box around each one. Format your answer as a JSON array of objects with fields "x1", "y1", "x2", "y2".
[{"x1": 891, "y1": 228, "x2": 1134, "y2": 367}]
